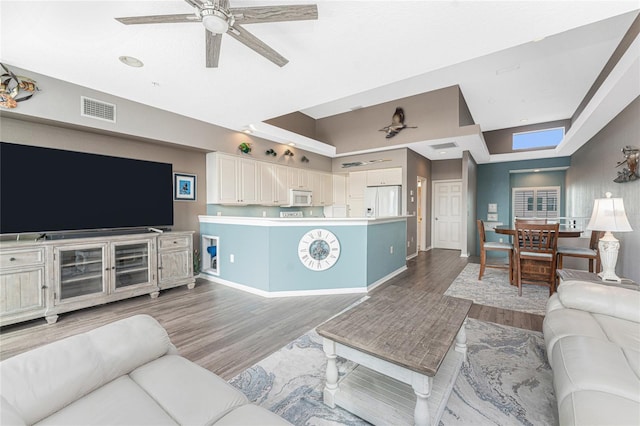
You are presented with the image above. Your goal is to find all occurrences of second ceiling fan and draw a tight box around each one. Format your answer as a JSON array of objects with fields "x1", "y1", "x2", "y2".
[{"x1": 116, "y1": 0, "x2": 318, "y2": 68}]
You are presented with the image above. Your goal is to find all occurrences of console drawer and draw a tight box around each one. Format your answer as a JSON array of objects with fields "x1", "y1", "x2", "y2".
[
  {"x1": 0, "y1": 249, "x2": 45, "y2": 268},
  {"x1": 158, "y1": 235, "x2": 190, "y2": 250}
]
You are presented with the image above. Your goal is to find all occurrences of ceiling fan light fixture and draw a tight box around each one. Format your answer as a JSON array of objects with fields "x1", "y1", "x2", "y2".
[{"x1": 201, "y1": 9, "x2": 230, "y2": 34}]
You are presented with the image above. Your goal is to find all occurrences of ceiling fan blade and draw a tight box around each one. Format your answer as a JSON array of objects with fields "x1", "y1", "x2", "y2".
[
  {"x1": 227, "y1": 25, "x2": 288, "y2": 67},
  {"x1": 115, "y1": 14, "x2": 200, "y2": 25},
  {"x1": 231, "y1": 4, "x2": 318, "y2": 24},
  {"x1": 206, "y1": 30, "x2": 222, "y2": 68}
]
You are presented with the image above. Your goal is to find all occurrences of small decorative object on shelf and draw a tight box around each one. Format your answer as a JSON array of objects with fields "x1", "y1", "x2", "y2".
[
  {"x1": 265, "y1": 148, "x2": 276, "y2": 156},
  {"x1": 614, "y1": 145, "x2": 639, "y2": 183},
  {"x1": 284, "y1": 149, "x2": 294, "y2": 157},
  {"x1": 301, "y1": 155, "x2": 309, "y2": 163},
  {"x1": 0, "y1": 63, "x2": 39, "y2": 109},
  {"x1": 238, "y1": 142, "x2": 252, "y2": 154}
]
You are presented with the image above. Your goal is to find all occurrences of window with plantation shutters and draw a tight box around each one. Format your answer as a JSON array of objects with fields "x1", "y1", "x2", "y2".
[{"x1": 512, "y1": 186, "x2": 560, "y2": 220}]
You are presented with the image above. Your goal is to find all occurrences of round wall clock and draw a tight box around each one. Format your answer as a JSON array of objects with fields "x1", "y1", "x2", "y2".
[{"x1": 298, "y1": 228, "x2": 340, "y2": 271}]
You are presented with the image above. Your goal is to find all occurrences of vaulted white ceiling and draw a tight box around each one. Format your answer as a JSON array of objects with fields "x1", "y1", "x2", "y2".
[{"x1": 1, "y1": 1, "x2": 639, "y2": 162}]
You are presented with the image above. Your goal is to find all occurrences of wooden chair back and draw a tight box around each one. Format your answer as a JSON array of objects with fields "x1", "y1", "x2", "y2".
[
  {"x1": 477, "y1": 219, "x2": 486, "y2": 243},
  {"x1": 589, "y1": 230, "x2": 603, "y2": 250},
  {"x1": 515, "y1": 223, "x2": 560, "y2": 254},
  {"x1": 515, "y1": 218, "x2": 548, "y2": 225}
]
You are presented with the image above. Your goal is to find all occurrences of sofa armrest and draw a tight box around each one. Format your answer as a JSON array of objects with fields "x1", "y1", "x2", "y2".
[{"x1": 558, "y1": 280, "x2": 640, "y2": 323}]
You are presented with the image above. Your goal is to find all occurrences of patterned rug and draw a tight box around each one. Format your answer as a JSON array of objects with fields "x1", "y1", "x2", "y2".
[
  {"x1": 229, "y1": 319, "x2": 557, "y2": 426},
  {"x1": 444, "y1": 264, "x2": 549, "y2": 315}
]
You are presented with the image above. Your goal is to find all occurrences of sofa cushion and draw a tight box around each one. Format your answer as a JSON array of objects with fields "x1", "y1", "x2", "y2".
[
  {"x1": 542, "y1": 308, "x2": 608, "y2": 361},
  {"x1": 36, "y1": 376, "x2": 177, "y2": 426},
  {"x1": 130, "y1": 355, "x2": 248, "y2": 425},
  {"x1": 0, "y1": 315, "x2": 173, "y2": 425},
  {"x1": 551, "y1": 335, "x2": 640, "y2": 405},
  {"x1": 558, "y1": 281, "x2": 640, "y2": 323},
  {"x1": 1, "y1": 396, "x2": 26, "y2": 426},
  {"x1": 215, "y1": 404, "x2": 292, "y2": 426},
  {"x1": 558, "y1": 390, "x2": 640, "y2": 426}
]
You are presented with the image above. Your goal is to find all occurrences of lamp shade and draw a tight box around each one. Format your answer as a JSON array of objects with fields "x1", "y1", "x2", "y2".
[{"x1": 586, "y1": 193, "x2": 633, "y2": 232}]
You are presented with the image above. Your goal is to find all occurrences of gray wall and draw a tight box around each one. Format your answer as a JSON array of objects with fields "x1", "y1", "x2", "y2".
[
  {"x1": 407, "y1": 149, "x2": 432, "y2": 256},
  {"x1": 316, "y1": 86, "x2": 465, "y2": 154},
  {"x1": 483, "y1": 119, "x2": 572, "y2": 155},
  {"x1": 462, "y1": 151, "x2": 478, "y2": 257},
  {"x1": 566, "y1": 96, "x2": 640, "y2": 282},
  {"x1": 0, "y1": 117, "x2": 206, "y2": 248},
  {"x1": 432, "y1": 159, "x2": 463, "y2": 180}
]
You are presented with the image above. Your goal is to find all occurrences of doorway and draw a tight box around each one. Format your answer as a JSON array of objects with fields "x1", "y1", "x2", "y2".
[
  {"x1": 432, "y1": 179, "x2": 462, "y2": 250},
  {"x1": 417, "y1": 176, "x2": 428, "y2": 251}
]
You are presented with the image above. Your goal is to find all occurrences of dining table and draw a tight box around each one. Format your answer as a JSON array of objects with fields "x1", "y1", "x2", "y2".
[{"x1": 493, "y1": 225, "x2": 583, "y2": 287}]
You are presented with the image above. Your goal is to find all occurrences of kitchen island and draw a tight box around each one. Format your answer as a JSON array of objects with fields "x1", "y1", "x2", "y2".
[{"x1": 198, "y1": 215, "x2": 408, "y2": 297}]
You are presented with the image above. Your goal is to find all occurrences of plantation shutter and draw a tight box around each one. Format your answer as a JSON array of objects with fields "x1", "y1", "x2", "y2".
[{"x1": 513, "y1": 187, "x2": 560, "y2": 220}]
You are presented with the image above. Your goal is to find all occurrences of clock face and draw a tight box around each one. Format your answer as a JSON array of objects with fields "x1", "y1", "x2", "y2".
[{"x1": 298, "y1": 228, "x2": 340, "y2": 271}]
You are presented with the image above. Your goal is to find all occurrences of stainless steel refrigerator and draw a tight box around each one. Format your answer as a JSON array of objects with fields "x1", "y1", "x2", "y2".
[{"x1": 364, "y1": 185, "x2": 401, "y2": 217}]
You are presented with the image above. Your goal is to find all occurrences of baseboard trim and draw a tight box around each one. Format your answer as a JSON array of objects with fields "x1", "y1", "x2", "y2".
[
  {"x1": 367, "y1": 265, "x2": 408, "y2": 292},
  {"x1": 199, "y1": 273, "x2": 368, "y2": 298}
]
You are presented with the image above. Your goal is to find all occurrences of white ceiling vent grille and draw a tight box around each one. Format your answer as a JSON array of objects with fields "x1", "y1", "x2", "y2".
[
  {"x1": 430, "y1": 142, "x2": 458, "y2": 150},
  {"x1": 81, "y1": 96, "x2": 116, "y2": 123}
]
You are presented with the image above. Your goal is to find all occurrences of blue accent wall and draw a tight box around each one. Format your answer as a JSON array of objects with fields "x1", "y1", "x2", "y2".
[
  {"x1": 476, "y1": 157, "x2": 571, "y2": 257},
  {"x1": 200, "y1": 219, "x2": 407, "y2": 293}
]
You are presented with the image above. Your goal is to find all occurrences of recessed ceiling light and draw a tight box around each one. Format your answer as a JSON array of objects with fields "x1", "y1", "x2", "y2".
[
  {"x1": 533, "y1": 36, "x2": 546, "y2": 42},
  {"x1": 288, "y1": 142, "x2": 296, "y2": 147},
  {"x1": 534, "y1": 169, "x2": 540, "y2": 172},
  {"x1": 520, "y1": 118, "x2": 528, "y2": 123},
  {"x1": 440, "y1": 151, "x2": 447, "y2": 155},
  {"x1": 119, "y1": 56, "x2": 144, "y2": 67}
]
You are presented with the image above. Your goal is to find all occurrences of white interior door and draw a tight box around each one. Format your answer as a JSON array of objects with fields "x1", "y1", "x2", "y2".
[{"x1": 432, "y1": 180, "x2": 462, "y2": 250}]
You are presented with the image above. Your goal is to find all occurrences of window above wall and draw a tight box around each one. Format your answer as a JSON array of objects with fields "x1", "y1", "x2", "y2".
[{"x1": 512, "y1": 127, "x2": 565, "y2": 150}]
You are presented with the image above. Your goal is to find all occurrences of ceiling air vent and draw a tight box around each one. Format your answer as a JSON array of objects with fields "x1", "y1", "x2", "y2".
[
  {"x1": 81, "y1": 96, "x2": 116, "y2": 123},
  {"x1": 430, "y1": 142, "x2": 458, "y2": 150}
]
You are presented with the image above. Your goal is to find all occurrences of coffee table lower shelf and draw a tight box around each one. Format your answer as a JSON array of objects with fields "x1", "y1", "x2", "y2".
[{"x1": 324, "y1": 342, "x2": 465, "y2": 426}]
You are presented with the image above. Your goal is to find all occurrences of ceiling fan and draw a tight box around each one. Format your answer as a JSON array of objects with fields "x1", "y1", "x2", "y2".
[{"x1": 115, "y1": 0, "x2": 318, "y2": 68}]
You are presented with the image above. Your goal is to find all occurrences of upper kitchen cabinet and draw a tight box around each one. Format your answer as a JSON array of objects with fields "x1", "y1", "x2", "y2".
[
  {"x1": 310, "y1": 172, "x2": 334, "y2": 206},
  {"x1": 258, "y1": 162, "x2": 288, "y2": 206},
  {"x1": 207, "y1": 153, "x2": 258, "y2": 205},
  {"x1": 287, "y1": 167, "x2": 310, "y2": 190},
  {"x1": 366, "y1": 168, "x2": 402, "y2": 186}
]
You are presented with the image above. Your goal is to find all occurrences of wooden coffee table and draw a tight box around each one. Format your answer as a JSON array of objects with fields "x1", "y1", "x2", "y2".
[{"x1": 316, "y1": 286, "x2": 472, "y2": 426}]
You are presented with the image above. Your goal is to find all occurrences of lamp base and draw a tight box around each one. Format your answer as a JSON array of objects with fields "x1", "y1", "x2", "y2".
[{"x1": 598, "y1": 231, "x2": 621, "y2": 282}]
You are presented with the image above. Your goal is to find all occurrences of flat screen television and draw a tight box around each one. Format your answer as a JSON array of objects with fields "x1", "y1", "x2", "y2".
[{"x1": 0, "y1": 142, "x2": 174, "y2": 235}]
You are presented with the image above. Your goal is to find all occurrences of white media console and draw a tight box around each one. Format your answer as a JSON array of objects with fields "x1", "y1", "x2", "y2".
[{"x1": 0, "y1": 231, "x2": 195, "y2": 326}]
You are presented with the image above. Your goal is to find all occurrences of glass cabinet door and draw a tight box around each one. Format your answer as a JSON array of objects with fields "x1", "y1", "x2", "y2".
[
  {"x1": 113, "y1": 242, "x2": 150, "y2": 290},
  {"x1": 58, "y1": 246, "x2": 106, "y2": 300}
]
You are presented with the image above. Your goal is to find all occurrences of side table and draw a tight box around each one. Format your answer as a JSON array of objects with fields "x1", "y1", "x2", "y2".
[{"x1": 556, "y1": 269, "x2": 638, "y2": 291}]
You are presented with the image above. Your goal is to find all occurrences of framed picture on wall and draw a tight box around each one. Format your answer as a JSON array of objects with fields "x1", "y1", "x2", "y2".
[{"x1": 174, "y1": 173, "x2": 196, "y2": 201}]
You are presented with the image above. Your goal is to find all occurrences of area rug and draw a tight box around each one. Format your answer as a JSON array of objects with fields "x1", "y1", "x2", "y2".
[
  {"x1": 444, "y1": 264, "x2": 548, "y2": 315},
  {"x1": 229, "y1": 319, "x2": 557, "y2": 426}
]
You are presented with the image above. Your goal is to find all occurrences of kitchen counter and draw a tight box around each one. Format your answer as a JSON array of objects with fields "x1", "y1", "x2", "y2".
[{"x1": 198, "y1": 215, "x2": 408, "y2": 297}]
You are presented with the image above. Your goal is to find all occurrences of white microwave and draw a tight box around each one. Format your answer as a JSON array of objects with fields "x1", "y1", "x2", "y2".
[{"x1": 288, "y1": 189, "x2": 313, "y2": 207}]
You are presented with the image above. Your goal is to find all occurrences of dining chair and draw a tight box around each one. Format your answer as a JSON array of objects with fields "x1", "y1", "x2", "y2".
[
  {"x1": 477, "y1": 220, "x2": 513, "y2": 282},
  {"x1": 514, "y1": 222, "x2": 560, "y2": 296},
  {"x1": 515, "y1": 218, "x2": 548, "y2": 224},
  {"x1": 556, "y1": 230, "x2": 603, "y2": 273}
]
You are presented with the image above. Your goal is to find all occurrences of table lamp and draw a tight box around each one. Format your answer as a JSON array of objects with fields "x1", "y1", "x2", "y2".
[{"x1": 586, "y1": 192, "x2": 633, "y2": 282}]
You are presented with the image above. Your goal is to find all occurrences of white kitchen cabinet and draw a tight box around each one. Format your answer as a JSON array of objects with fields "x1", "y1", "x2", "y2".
[
  {"x1": 288, "y1": 167, "x2": 310, "y2": 190},
  {"x1": 0, "y1": 247, "x2": 47, "y2": 327},
  {"x1": 348, "y1": 171, "x2": 367, "y2": 199},
  {"x1": 258, "y1": 162, "x2": 289, "y2": 205},
  {"x1": 366, "y1": 168, "x2": 402, "y2": 186},
  {"x1": 207, "y1": 153, "x2": 258, "y2": 204},
  {"x1": 332, "y1": 174, "x2": 347, "y2": 205},
  {"x1": 310, "y1": 172, "x2": 334, "y2": 206}
]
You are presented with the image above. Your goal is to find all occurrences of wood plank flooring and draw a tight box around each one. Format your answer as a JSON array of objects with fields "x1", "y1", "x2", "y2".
[{"x1": 0, "y1": 249, "x2": 543, "y2": 380}]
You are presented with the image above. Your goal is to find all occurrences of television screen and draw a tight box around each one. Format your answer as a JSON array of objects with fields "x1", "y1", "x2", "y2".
[{"x1": 0, "y1": 142, "x2": 174, "y2": 234}]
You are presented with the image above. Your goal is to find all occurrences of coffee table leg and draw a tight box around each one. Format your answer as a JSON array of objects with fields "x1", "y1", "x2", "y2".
[
  {"x1": 455, "y1": 318, "x2": 468, "y2": 361},
  {"x1": 412, "y1": 374, "x2": 432, "y2": 426},
  {"x1": 322, "y1": 338, "x2": 339, "y2": 408}
]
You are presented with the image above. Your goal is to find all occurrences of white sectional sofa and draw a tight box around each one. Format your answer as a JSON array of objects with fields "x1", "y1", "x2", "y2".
[
  {"x1": 0, "y1": 314, "x2": 291, "y2": 426},
  {"x1": 543, "y1": 279, "x2": 640, "y2": 426}
]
